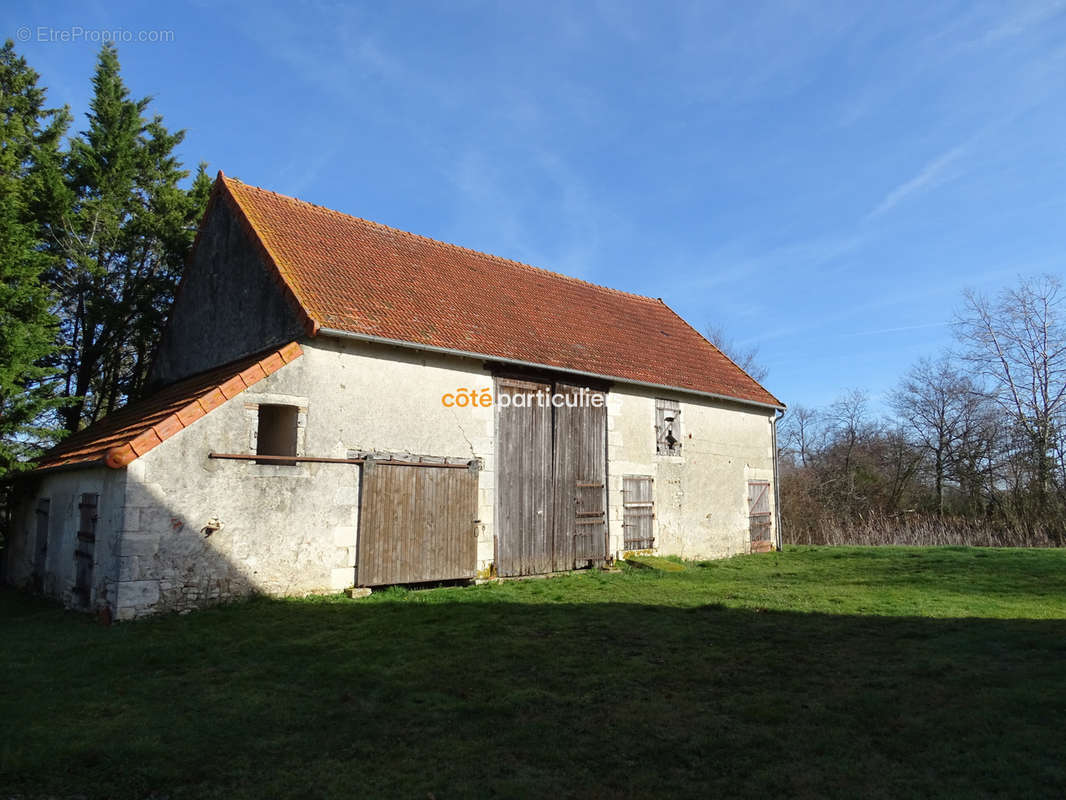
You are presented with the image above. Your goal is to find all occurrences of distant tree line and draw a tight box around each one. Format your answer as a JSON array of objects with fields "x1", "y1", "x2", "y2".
[
  {"x1": 776, "y1": 275, "x2": 1066, "y2": 547},
  {"x1": 0, "y1": 40, "x2": 210, "y2": 485}
]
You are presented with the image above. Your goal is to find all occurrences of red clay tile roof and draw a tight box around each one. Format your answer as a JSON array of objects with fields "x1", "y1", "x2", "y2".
[
  {"x1": 33, "y1": 343, "x2": 302, "y2": 473},
  {"x1": 218, "y1": 175, "x2": 783, "y2": 408}
]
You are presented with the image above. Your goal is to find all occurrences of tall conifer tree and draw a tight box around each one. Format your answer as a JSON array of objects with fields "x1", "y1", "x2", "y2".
[
  {"x1": 48, "y1": 43, "x2": 209, "y2": 430},
  {"x1": 0, "y1": 40, "x2": 70, "y2": 477}
]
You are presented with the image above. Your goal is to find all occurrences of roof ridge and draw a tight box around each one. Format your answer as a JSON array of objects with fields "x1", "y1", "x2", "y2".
[
  {"x1": 222, "y1": 176, "x2": 662, "y2": 305},
  {"x1": 656, "y1": 301, "x2": 784, "y2": 408}
]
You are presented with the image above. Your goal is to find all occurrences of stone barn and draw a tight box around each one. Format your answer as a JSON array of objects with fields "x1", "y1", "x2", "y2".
[{"x1": 1, "y1": 173, "x2": 784, "y2": 619}]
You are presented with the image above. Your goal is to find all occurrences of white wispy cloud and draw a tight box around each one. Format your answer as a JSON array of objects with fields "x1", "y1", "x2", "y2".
[
  {"x1": 867, "y1": 145, "x2": 966, "y2": 219},
  {"x1": 671, "y1": 231, "x2": 868, "y2": 295},
  {"x1": 846, "y1": 321, "x2": 951, "y2": 337},
  {"x1": 968, "y1": 0, "x2": 1066, "y2": 48}
]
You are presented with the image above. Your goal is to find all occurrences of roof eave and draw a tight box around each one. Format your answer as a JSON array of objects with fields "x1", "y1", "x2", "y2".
[
  {"x1": 317, "y1": 327, "x2": 786, "y2": 412},
  {"x1": 24, "y1": 457, "x2": 109, "y2": 477},
  {"x1": 28, "y1": 341, "x2": 305, "y2": 476}
]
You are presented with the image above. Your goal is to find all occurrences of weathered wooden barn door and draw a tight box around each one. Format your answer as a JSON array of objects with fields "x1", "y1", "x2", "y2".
[
  {"x1": 73, "y1": 493, "x2": 98, "y2": 607},
  {"x1": 747, "y1": 480, "x2": 773, "y2": 553},
  {"x1": 497, "y1": 379, "x2": 608, "y2": 576},
  {"x1": 552, "y1": 385, "x2": 608, "y2": 570},
  {"x1": 358, "y1": 462, "x2": 478, "y2": 586},
  {"x1": 496, "y1": 379, "x2": 554, "y2": 576}
]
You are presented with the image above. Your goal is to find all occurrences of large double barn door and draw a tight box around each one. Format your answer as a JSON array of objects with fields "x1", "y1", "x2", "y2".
[{"x1": 496, "y1": 379, "x2": 607, "y2": 577}]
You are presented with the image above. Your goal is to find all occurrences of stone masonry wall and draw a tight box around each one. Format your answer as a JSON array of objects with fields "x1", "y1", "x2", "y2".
[{"x1": 113, "y1": 337, "x2": 495, "y2": 618}]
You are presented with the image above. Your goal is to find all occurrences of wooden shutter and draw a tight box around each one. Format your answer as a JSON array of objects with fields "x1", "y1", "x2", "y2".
[
  {"x1": 623, "y1": 476, "x2": 655, "y2": 550},
  {"x1": 73, "y1": 493, "x2": 98, "y2": 607},
  {"x1": 32, "y1": 499, "x2": 50, "y2": 593}
]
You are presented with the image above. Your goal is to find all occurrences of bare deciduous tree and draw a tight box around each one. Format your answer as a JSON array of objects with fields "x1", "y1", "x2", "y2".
[
  {"x1": 780, "y1": 405, "x2": 822, "y2": 467},
  {"x1": 705, "y1": 324, "x2": 769, "y2": 383},
  {"x1": 891, "y1": 356, "x2": 982, "y2": 514},
  {"x1": 955, "y1": 274, "x2": 1066, "y2": 502},
  {"x1": 823, "y1": 389, "x2": 877, "y2": 514},
  {"x1": 769, "y1": 275, "x2": 1065, "y2": 546}
]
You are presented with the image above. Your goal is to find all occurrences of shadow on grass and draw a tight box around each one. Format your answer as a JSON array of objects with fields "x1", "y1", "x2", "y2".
[{"x1": 2, "y1": 589, "x2": 1065, "y2": 800}]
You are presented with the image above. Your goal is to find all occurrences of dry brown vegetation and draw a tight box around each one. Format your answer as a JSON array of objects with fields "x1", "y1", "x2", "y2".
[
  {"x1": 777, "y1": 275, "x2": 1066, "y2": 549},
  {"x1": 783, "y1": 511, "x2": 1059, "y2": 548}
]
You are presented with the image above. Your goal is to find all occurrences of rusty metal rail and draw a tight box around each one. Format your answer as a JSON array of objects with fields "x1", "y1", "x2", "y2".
[{"x1": 208, "y1": 452, "x2": 473, "y2": 468}]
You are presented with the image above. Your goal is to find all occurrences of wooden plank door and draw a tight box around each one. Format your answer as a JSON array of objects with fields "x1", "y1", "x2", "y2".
[
  {"x1": 357, "y1": 462, "x2": 478, "y2": 586},
  {"x1": 552, "y1": 384, "x2": 608, "y2": 570},
  {"x1": 747, "y1": 480, "x2": 773, "y2": 553},
  {"x1": 73, "y1": 493, "x2": 98, "y2": 607},
  {"x1": 496, "y1": 379, "x2": 554, "y2": 576}
]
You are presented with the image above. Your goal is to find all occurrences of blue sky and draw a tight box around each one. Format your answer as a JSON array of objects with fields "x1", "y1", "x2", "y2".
[{"x1": 6, "y1": 1, "x2": 1066, "y2": 412}]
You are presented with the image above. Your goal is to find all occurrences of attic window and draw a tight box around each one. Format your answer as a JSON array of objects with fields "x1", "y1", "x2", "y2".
[
  {"x1": 256, "y1": 404, "x2": 298, "y2": 465},
  {"x1": 655, "y1": 399, "x2": 681, "y2": 455}
]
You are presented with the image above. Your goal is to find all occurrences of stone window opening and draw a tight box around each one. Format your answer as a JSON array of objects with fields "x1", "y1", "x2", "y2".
[
  {"x1": 256, "y1": 404, "x2": 299, "y2": 465},
  {"x1": 655, "y1": 399, "x2": 681, "y2": 455}
]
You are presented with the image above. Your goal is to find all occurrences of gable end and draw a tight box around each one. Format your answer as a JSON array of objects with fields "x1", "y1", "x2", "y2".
[{"x1": 148, "y1": 178, "x2": 311, "y2": 387}]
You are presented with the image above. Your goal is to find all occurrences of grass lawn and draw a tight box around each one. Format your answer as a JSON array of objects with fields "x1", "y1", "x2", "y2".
[{"x1": 2, "y1": 546, "x2": 1066, "y2": 799}]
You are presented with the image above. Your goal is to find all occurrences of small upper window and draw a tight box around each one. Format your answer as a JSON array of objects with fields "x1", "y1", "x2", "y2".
[
  {"x1": 256, "y1": 404, "x2": 299, "y2": 465},
  {"x1": 655, "y1": 399, "x2": 681, "y2": 455}
]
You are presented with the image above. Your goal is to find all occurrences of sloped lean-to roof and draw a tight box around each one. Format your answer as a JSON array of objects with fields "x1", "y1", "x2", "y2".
[
  {"x1": 215, "y1": 173, "x2": 783, "y2": 409},
  {"x1": 33, "y1": 343, "x2": 302, "y2": 474}
]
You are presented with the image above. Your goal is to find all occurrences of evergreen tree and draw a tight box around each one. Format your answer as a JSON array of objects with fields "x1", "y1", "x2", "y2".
[
  {"x1": 0, "y1": 40, "x2": 70, "y2": 477},
  {"x1": 47, "y1": 43, "x2": 209, "y2": 431}
]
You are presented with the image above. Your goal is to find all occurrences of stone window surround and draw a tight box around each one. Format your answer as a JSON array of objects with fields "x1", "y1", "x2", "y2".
[{"x1": 243, "y1": 393, "x2": 310, "y2": 477}]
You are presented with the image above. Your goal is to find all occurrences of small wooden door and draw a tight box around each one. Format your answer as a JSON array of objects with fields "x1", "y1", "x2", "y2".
[
  {"x1": 496, "y1": 379, "x2": 554, "y2": 576},
  {"x1": 747, "y1": 481, "x2": 773, "y2": 553},
  {"x1": 32, "y1": 499, "x2": 50, "y2": 593},
  {"x1": 552, "y1": 384, "x2": 607, "y2": 570},
  {"x1": 73, "y1": 493, "x2": 98, "y2": 607},
  {"x1": 357, "y1": 462, "x2": 479, "y2": 586}
]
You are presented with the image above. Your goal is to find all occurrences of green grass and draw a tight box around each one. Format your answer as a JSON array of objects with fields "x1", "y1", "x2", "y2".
[{"x1": 3, "y1": 546, "x2": 1066, "y2": 798}]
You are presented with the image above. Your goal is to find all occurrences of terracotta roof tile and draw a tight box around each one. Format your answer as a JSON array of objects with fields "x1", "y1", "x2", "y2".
[
  {"x1": 219, "y1": 175, "x2": 782, "y2": 408},
  {"x1": 33, "y1": 343, "x2": 303, "y2": 473}
]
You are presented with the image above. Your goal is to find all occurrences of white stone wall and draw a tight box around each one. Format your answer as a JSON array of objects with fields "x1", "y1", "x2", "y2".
[
  {"x1": 14, "y1": 335, "x2": 777, "y2": 618},
  {"x1": 606, "y1": 386, "x2": 777, "y2": 560},
  {"x1": 113, "y1": 337, "x2": 496, "y2": 618},
  {"x1": 2, "y1": 467, "x2": 127, "y2": 611},
  {"x1": 299, "y1": 337, "x2": 497, "y2": 572}
]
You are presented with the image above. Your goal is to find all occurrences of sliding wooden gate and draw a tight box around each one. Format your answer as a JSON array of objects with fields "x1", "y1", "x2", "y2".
[
  {"x1": 496, "y1": 379, "x2": 608, "y2": 577},
  {"x1": 357, "y1": 462, "x2": 478, "y2": 586}
]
